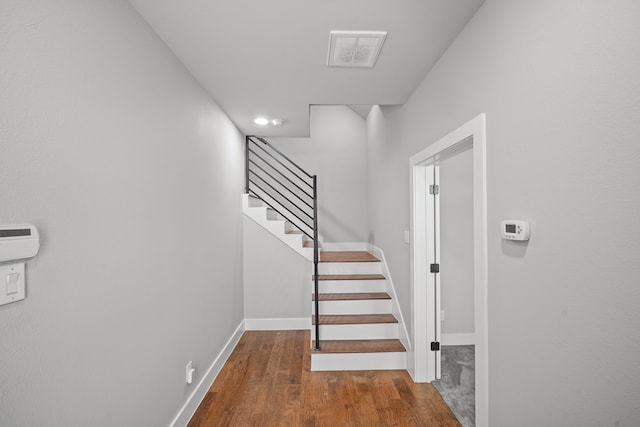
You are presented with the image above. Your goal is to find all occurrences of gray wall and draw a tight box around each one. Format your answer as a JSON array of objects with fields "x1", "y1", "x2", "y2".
[
  {"x1": 366, "y1": 1, "x2": 640, "y2": 425},
  {"x1": 439, "y1": 148, "x2": 475, "y2": 335},
  {"x1": 270, "y1": 106, "x2": 368, "y2": 243},
  {"x1": 0, "y1": 1, "x2": 244, "y2": 426},
  {"x1": 243, "y1": 216, "x2": 311, "y2": 320}
]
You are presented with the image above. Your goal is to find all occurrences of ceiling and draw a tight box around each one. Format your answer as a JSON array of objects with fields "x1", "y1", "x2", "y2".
[{"x1": 128, "y1": 0, "x2": 485, "y2": 137}]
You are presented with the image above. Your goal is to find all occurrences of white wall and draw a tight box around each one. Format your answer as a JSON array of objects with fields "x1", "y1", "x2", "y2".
[
  {"x1": 439, "y1": 148, "x2": 475, "y2": 335},
  {"x1": 366, "y1": 1, "x2": 640, "y2": 425},
  {"x1": 243, "y1": 216, "x2": 311, "y2": 320},
  {"x1": 0, "y1": 1, "x2": 244, "y2": 426},
  {"x1": 269, "y1": 106, "x2": 368, "y2": 243}
]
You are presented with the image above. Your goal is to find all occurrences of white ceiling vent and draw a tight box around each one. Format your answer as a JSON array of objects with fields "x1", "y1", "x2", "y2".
[{"x1": 327, "y1": 31, "x2": 387, "y2": 68}]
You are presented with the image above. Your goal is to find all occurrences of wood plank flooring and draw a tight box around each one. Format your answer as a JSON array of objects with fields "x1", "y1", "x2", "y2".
[
  {"x1": 312, "y1": 339, "x2": 406, "y2": 353},
  {"x1": 312, "y1": 314, "x2": 398, "y2": 325},
  {"x1": 320, "y1": 251, "x2": 380, "y2": 263},
  {"x1": 313, "y1": 292, "x2": 391, "y2": 301},
  {"x1": 188, "y1": 330, "x2": 460, "y2": 427},
  {"x1": 315, "y1": 274, "x2": 385, "y2": 281}
]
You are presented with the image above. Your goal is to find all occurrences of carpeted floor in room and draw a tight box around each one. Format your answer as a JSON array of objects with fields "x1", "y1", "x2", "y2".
[{"x1": 433, "y1": 345, "x2": 475, "y2": 427}]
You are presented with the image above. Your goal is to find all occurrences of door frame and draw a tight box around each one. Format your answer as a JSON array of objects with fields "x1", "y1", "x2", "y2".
[{"x1": 408, "y1": 113, "x2": 488, "y2": 427}]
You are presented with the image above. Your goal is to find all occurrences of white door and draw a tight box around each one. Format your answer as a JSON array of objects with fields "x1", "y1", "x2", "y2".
[
  {"x1": 409, "y1": 114, "x2": 488, "y2": 426},
  {"x1": 425, "y1": 164, "x2": 441, "y2": 380}
]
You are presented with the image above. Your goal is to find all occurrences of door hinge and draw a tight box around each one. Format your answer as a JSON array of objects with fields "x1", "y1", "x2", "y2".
[
  {"x1": 429, "y1": 184, "x2": 439, "y2": 195},
  {"x1": 430, "y1": 341, "x2": 441, "y2": 351},
  {"x1": 430, "y1": 263, "x2": 440, "y2": 273}
]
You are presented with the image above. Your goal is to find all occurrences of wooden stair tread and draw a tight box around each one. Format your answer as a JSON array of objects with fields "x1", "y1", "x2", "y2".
[
  {"x1": 313, "y1": 292, "x2": 391, "y2": 301},
  {"x1": 315, "y1": 274, "x2": 385, "y2": 281},
  {"x1": 312, "y1": 339, "x2": 406, "y2": 353},
  {"x1": 320, "y1": 251, "x2": 380, "y2": 263},
  {"x1": 286, "y1": 230, "x2": 303, "y2": 234},
  {"x1": 303, "y1": 241, "x2": 320, "y2": 248},
  {"x1": 312, "y1": 314, "x2": 398, "y2": 325}
]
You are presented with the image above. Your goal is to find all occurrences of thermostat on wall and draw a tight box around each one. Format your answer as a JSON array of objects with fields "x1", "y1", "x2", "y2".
[{"x1": 501, "y1": 220, "x2": 530, "y2": 241}]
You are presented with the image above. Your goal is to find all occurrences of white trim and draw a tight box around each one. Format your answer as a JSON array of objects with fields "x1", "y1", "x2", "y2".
[
  {"x1": 169, "y1": 320, "x2": 245, "y2": 427},
  {"x1": 441, "y1": 333, "x2": 476, "y2": 346},
  {"x1": 311, "y1": 351, "x2": 406, "y2": 371},
  {"x1": 409, "y1": 113, "x2": 488, "y2": 427},
  {"x1": 434, "y1": 165, "x2": 442, "y2": 379},
  {"x1": 367, "y1": 244, "x2": 411, "y2": 353},
  {"x1": 244, "y1": 317, "x2": 311, "y2": 330}
]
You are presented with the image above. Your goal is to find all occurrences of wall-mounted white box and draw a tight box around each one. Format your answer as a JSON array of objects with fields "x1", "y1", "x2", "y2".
[{"x1": 0, "y1": 263, "x2": 25, "y2": 306}]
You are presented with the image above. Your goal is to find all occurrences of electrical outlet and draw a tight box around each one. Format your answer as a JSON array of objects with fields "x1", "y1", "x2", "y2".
[{"x1": 186, "y1": 361, "x2": 195, "y2": 385}]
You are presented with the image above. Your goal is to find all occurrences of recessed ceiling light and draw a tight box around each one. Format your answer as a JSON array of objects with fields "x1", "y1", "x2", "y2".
[
  {"x1": 327, "y1": 31, "x2": 387, "y2": 68},
  {"x1": 254, "y1": 117, "x2": 269, "y2": 125}
]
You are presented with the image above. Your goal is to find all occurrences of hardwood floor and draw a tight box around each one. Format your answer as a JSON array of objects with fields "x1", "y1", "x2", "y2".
[
  {"x1": 315, "y1": 274, "x2": 386, "y2": 281},
  {"x1": 312, "y1": 314, "x2": 398, "y2": 325},
  {"x1": 319, "y1": 251, "x2": 380, "y2": 263},
  {"x1": 187, "y1": 330, "x2": 460, "y2": 427},
  {"x1": 314, "y1": 292, "x2": 391, "y2": 301}
]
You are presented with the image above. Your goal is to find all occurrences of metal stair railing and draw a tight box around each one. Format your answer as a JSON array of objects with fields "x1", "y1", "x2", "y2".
[{"x1": 245, "y1": 135, "x2": 321, "y2": 351}]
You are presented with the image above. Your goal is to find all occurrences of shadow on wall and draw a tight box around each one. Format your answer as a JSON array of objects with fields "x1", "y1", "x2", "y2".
[
  {"x1": 319, "y1": 206, "x2": 365, "y2": 242},
  {"x1": 501, "y1": 239, "x2": 529, "y2": 258}
]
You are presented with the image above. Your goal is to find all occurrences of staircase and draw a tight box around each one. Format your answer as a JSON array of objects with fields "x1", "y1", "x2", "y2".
[
  {"x1": 242, "y1": 193, "x2": 316, "y2": 261},
  {"x1": 243, "y1": 135, "x2": 407, "y2": 371},
  {"x1": 311, "y1": 248, "x2": 406, "y2": 371}
]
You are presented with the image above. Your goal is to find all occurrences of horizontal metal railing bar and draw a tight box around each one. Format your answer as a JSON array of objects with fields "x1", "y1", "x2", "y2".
[
  {"x1": 249, "y1": 135, "x2": 314, "y2": 180},
  {"x1": 248, "y1": 172, "x2": 314, "y2": 221},
  {"x1": 249, "y1": 163, "x2": 314, "y2": 211},
  {"x1": 248, "y1": 158, "x2": 313, "y2": 200},
  {"x1": 248, "y1": 162, "x2": 313, "y2": 210},
  {"x1": 248, "y1": 180, "x2": 314, "y2": 230},
  {"x1": 248, "y1": 143, "x2": 313, "y2": 189},
  {"x1": 248, "y1": 146, "x2": 311, "y2": 190},
  {"x1": 245, "y1": 135, "x2": 320, "y2": 349},
  {"x1": 248, "y1": 190, "x2": 313, "y2": 239}
]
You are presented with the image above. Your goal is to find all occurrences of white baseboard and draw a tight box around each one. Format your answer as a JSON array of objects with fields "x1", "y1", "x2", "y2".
[
  {"x1": 169, "y1": 320, "x2": 245, "y2": 427},
  {"x1": 244, "y1": 317, "x2": 310, "y2": 330},
  {"x1": 441, "y1": 332, "x2": 475, "y2": 346}
]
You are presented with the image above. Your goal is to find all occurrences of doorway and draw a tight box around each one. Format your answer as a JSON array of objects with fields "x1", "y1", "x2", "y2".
[{"x1": 408, "y1": 114, "x2": 488, "y2": 427}]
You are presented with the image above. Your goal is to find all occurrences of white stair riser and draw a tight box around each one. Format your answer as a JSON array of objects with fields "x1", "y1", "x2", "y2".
[
  {"x1": 242, "y1": 195, "x2": 314, "y2": 261},
  {"x1": 316, "y1": 280, "x2": 387, "y2": 293},
  {"x1": 313, "y1": 299, "x2": 391, "y2": 315},
  {"x1": 311, "y1": 352, "x2": 406, "y2": 371},
  {"x1": 318, "y1": 262, "x2": 383, "y2": 275},
  {"x1": 311, "y1": 323, "x2": 399, "y2": 340},
  {"x1": 282, "y1": 233, "x2": 304, "y2": 247},
  {"x1": 248, "y1": 197, "x2": 265, "y2": 208},
  {"x1": 266, "y1": 209, "x2": 281, "y2": 220},
  {"x1": 251, "y1": 214, "x2": 286, "y2": 235}
]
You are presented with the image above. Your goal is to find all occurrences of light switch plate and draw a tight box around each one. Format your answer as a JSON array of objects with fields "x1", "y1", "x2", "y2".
[{"x1": 0, "y1": 262, "x2": 25, "y2": 306}]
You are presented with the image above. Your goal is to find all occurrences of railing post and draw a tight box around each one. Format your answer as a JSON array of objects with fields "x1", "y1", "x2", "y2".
[
  {"x1": 313, "y1": 175, "x2": 320, "y2": 351},
  {"x1": 245, "y1": 136, "x2": 250, "y2": 194}
]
